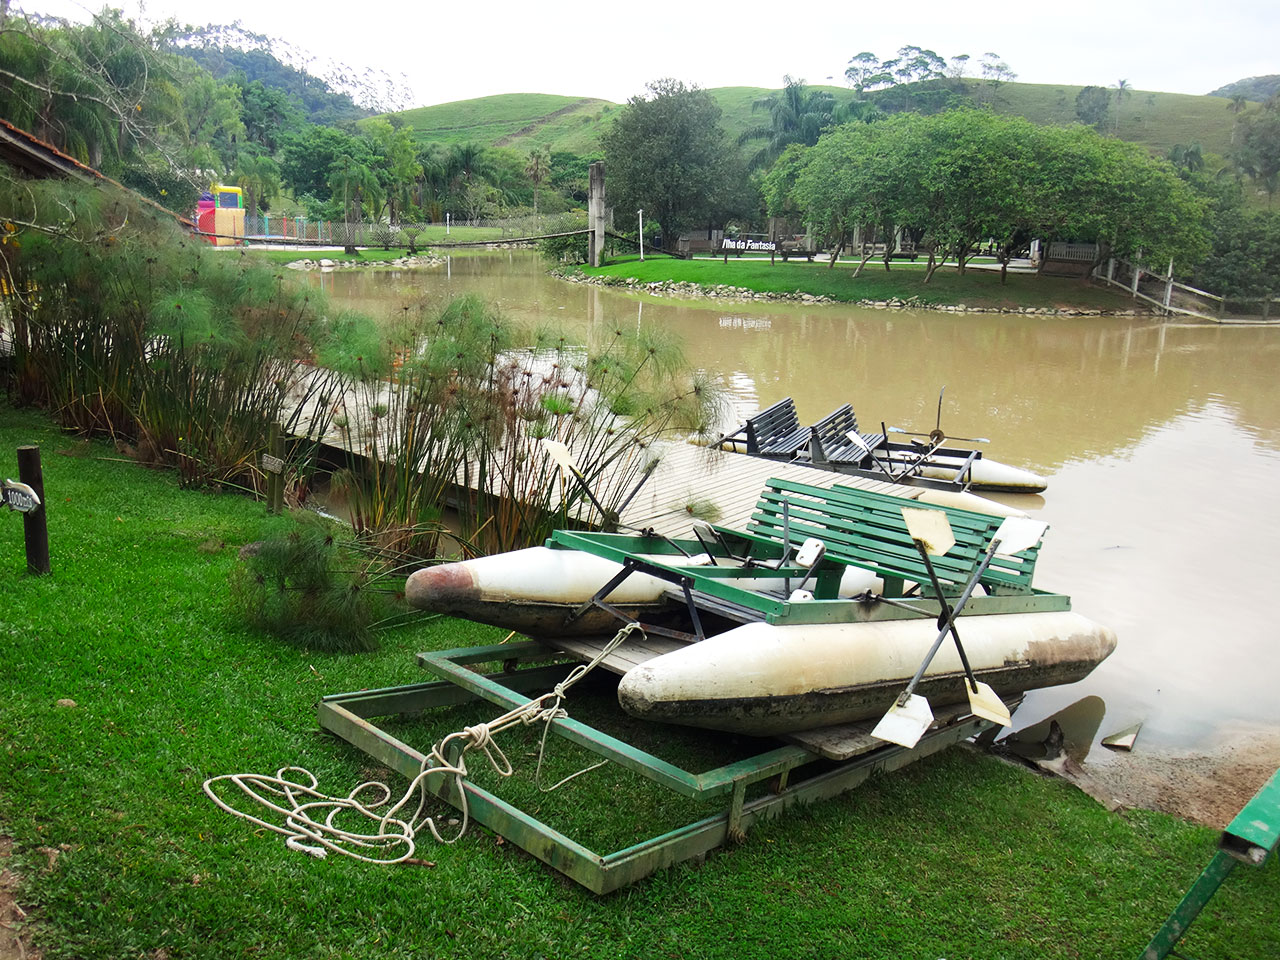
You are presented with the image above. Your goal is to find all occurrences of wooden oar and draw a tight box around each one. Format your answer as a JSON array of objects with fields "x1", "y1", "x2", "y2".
[{"x1": 870, "y1": 511, "x2": 1046, "y2": 749}]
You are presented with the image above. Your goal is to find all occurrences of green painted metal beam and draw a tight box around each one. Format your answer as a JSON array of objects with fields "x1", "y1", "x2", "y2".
[
  {"x1": 1139, "y1": 850, "x2": 1237, "y2": 960},
  {"x1": 1221, "y1": 767, "x2": 1280, "y2": 864},
  {"x1": 550, "y1": 529, "x2": 1070, "y2": 626},
  {"x1": 318, "y1": 655, "x2": 992, "y2": 894},
  {"x1": 1138, "y1": 766, "x2": 1279, "y2": 959}
]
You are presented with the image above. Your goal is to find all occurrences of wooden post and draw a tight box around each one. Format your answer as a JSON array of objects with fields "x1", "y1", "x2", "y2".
[
  {"x1": 588, "y1": 161, "x2": 606, "y2": 268},
  {"x1": 265, "y1": 423, "x2": 285, "y2": 515},
  {"x1": 1163, "y1": 258, "x2": 1175, "y2": 314},
  {"x1": 17, "y1": 445, "x2": 49, "y2": 575}
]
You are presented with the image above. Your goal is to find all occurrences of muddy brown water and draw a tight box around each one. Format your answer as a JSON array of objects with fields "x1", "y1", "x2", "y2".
[{"x1": 307, "y1": 252, "x2": 1280, "y2": 816}]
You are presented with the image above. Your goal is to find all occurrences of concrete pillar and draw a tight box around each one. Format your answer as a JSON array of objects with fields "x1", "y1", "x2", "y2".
[{"x1": 588, "y1": 161, "x2": 606, "y2": 267}]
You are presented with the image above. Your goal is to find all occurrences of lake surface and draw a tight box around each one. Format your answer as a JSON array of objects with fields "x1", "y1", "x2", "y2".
[{"x1": 307, "y1": 252, "x2": 1280, "y2": 779}]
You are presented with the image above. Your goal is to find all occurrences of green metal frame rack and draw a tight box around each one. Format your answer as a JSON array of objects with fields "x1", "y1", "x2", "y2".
[
  {"x1": 318, "y1": 638, "x2": 997, "y2": 893},
  {"x1": 1139, "y1": 767, "x2": 1280, "y2": 959}
]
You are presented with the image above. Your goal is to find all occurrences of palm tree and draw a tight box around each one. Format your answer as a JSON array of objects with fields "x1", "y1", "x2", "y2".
[
  {"x1": 832, "y1": 98, "x2": 884, "y2": 126},
  {"x1": 1228, "y1": 94, "x2": 1249, "y2": 144},
  {"x1": 736, "y1": 76, "x2": 835, "y2": 171},
  {"x1": 328, "y1": 154, "x2": 382, "y2": 253},
  {"x1": 415, "y1": 145, "x2": 450, "y2": 222},
  {"x1": 1166, "y1": 142, "x2": 1204, "y2": 175},
  {"x1": 236, "y1": 154, "x2": 280, "y2": 226},
  {"x1": 524, "y1": 147, "x2": 551, "y2": 227},
  {"x1": 1111, "y1": 79, "x2": 1132, "y2": 135}
]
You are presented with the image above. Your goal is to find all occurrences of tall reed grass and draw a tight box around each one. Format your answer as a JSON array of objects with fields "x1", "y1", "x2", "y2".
[
  {"x1": 1, "y1": 174, "x2": 342, "y2": 496},
  {"x1": 321, "y1": 293, "x2": 720, "y2": 560},
  {"x1": 1, "y1": 169, "x2": 720, "y2": 568}
]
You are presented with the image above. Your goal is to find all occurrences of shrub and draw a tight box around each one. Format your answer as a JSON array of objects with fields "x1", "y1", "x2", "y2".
[{"x1": 229, "y1": 515, "x2": 400, "y2": 653}]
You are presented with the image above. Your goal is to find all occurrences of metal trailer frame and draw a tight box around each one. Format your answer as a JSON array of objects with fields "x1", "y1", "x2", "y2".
[
  {"x1": 318, "y1": 638, "x2": 997, "y2": 894},
  {"x1": 1138, "y1": 767, "x2": 1280, "y2": 959}
]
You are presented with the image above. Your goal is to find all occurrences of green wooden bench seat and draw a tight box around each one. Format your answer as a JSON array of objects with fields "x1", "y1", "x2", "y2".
[{"x1": 711, "y1": 477, "x2": 1042, "y2": 599}]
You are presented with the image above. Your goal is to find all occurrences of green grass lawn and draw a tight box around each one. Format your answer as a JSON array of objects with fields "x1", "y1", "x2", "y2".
[
  {"x1": 583, "y1": 255, "x2": 1138, "y2": 311},
  {"x1": 0, "y1": 405, "x2": 1275, "y2": 959}
]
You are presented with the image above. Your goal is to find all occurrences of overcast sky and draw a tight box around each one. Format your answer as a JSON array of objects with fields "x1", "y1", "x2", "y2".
[{"x1": 21, "y1": 0, "x2": 1278, "y2": 109}]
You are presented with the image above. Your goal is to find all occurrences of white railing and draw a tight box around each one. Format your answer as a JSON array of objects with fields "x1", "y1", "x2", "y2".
[
  {"x1": 1095, "y1": 258, "x2": 1280, "y2": 324},
  {"x1": 1047, "y1": 242, "x2": 1099, "y2": 262}
]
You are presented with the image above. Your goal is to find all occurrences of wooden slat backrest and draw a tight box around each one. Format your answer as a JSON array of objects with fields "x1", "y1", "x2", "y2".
[
  {"x1": 822, "y1": 484, "x2": 1039, "y2": 592},
  {"x1": 744, "y1": 477, "x2": 1040, "y2": 595},
  {"x1": 745, "y1": 397, "x2": 808, "y2": 456},
  {"x1": 809, "y1": 404, "x2": 884, "y2": 463}
]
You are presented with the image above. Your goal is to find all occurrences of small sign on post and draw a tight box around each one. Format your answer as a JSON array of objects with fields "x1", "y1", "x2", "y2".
[
  {"x1": 1, "y1": 479, "x2": 41, "y2": 514},
  {"x1": 12, "y1": 446, "x2": 50, "y2": 575},
  {"x1": 264, "y1": 423, "x2": 285, "y2": 515}
]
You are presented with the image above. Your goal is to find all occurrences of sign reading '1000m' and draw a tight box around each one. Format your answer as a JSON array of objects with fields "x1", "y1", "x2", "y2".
[{"x1": 2, "y1": 479, "x2": 41, "y2": 514}]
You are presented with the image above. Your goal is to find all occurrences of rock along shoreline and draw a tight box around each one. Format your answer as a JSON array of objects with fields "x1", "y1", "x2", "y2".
[
  {"x1": 553, "y1": 270, "x2": 1145, "y2": 317},
  {"x1": 285, "y1": 253, "x2": 445, "y2": 271}
]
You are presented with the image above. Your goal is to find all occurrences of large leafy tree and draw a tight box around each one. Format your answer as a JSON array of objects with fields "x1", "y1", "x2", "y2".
[
  {"x1": 1237, "y1": 110, "x2": 1280, "y2": 205},
  {"x1": 786, "y1": 116, "x2": 925, "y2": 275},
  {"x1": 364, "y1": 117, "x2": 421, "y2": 222},
  {"x1": 279, "y1": 124, "x2": 372, "y2": 200},
  {"x1": 1196, "y1": 209, "x2": 1280, "y2": 299},
  {"x1": 783, "y1": 109, "x2": 1209, "y2": 282},
  {"x1": 601, "y1": 79, "x2": 739, "y2": 243},
  {"x1": 238, "y1": 79, "x2": 303, "y2": 154},
  {"x1": 1075, "y1": 86, "x2": 1111, "y2": 128},
  {"x1": 0, "y1": 9, "x2": 185, "y2": 181}
]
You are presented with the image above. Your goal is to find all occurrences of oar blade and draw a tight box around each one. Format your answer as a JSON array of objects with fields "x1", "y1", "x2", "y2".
[
  {"x1": 966, "y1": 681, "x2": 1012, "y2": 727},
  {"x1": 540, "y1": 438, "x2": 577, "y2": 473},
  {"x1": 992, "y1": 517, "x2": 1048, "y2": 556},
  {"x1": 902, "y1": 507, "x2": 955, "y2": 556},
  {"x1": 871, "y1": 694, "x2": 934, "y2": 749}
]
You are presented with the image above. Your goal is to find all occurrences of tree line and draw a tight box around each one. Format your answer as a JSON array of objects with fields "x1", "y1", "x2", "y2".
[
  {"x1": 0, "y1": 8, "x2": 593, "y2": 227},
  {"x1": 602, "y1": 73, "x2": 1276, "y2": 298}
]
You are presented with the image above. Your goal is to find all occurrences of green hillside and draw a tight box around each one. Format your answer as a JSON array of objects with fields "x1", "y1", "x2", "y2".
[
  {"x1": 981, "y1": 82, "x2": 1238, "y2": 157},
  {"x1": 387, "y1": 92, "x2": 618, "y2": 153},
  {"x1": 387, "y1": 81, "x2": 1244, "y2": 165}
]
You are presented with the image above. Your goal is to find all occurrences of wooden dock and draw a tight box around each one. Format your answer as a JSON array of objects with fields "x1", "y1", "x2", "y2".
[
  {"x1": 618, "y1": 442, "x2": 917, "y2": 537},
  {"x1": 613, "y1": 441, "x2": 1021, "y2": 538},
  {"x1": 282, "y1": 367, "x2": 1022, "y2": 538}
]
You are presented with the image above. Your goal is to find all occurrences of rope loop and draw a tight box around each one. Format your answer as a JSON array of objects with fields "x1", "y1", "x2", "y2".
[{"x1": 205, "y1": 620, "x2": 646, "y2": 863}]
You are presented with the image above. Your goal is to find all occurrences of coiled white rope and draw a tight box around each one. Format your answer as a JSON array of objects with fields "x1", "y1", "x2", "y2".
[{"x1": 203, "y1": 622, "x2": 643, "y2": 864}]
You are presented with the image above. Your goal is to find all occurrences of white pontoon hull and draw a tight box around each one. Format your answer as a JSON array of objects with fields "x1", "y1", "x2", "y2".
[
  {"x1": 617, "y1": 613, "x2": 1115, "y2": 736},
  {"x1": 405, "y1": 546, "x2": 881, "y2": 637},
  {"x1": 872, "y1": 452, "x2": 1048, "y2": 494}
]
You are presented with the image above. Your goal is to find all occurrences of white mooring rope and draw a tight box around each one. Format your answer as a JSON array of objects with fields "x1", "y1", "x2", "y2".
[{"x1": 203, "y1": 623, "x2": 642, "y2": 864}]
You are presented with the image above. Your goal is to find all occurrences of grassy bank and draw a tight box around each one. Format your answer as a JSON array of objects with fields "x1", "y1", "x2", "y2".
[
  {"x1": 582, "y1": 255, "x2": 1139, "y2": 311},
  {"x1": 0, "y1": 405, "x2": 1275, "y2": 959}
]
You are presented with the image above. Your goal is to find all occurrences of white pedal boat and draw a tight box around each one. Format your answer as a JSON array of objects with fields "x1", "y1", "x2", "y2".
[{"x1": 406, "y1": 479, "x2": 1113, "y2": 737}]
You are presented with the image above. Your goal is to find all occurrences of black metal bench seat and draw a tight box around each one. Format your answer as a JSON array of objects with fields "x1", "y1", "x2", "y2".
[
  {"x1": 806, "y1": 404, "x2": 887, "y2": 466},
  {"x1": 723, "y1": 396, "x2": 810, "y2": 460}
]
